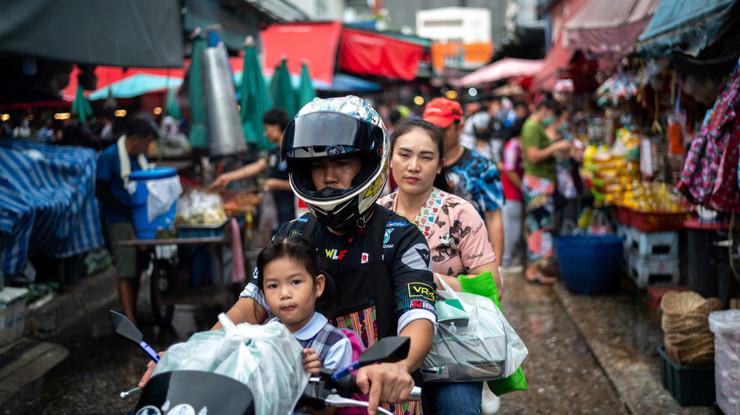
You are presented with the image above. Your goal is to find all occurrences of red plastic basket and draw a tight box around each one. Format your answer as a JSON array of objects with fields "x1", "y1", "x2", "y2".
[{"x1": 629, "y1": 210, "x2": 688, "y2": 232}]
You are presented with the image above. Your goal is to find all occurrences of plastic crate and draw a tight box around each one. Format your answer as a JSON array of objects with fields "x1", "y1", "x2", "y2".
[
  {"x1": 658, "y1": 346, "x2": 715, "y2": 406},
  {"x1": 0, "y1": 287, "x2": 29, "y2": 346},
  {"x1": 628, "y1": 228, "x2": 679, "y2": 257},
  {"x1": 628, "y1": 254, "x2": 680, "y2": 289}
]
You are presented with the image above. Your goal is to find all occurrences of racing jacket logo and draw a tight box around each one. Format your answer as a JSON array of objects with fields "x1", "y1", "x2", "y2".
[
  {"x1": 325, "y1": 249, "x2": 348, "y2": 261},
  {"x1": 408, "y1": 282, "x2": 436, "y2": 302}
]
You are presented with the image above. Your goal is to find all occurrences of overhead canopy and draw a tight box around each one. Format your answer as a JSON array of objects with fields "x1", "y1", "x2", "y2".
[
  {"x1": 0, "y1": 0, "x2": 183, "y2": 67},
  {"x1": 532, "y1": 39, "x2": 575, "y2": 91},
  {"x1": 453, "y1": 58, "x2": 544, "y2": 86},
  {"x1": 261, "y1": 22, "x2": 343, "y2": 84},
  {"x1": 339, "y1": 27, "x2": 425, "y2": 81},
  {"x1": 566, "y1": 0, "x2": 658, "y2": 56},
  {"x1": 637, "y1": 0, "x2": 739, "y2": 58}
]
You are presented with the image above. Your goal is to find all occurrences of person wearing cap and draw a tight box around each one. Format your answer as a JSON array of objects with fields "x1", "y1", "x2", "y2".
[
  {"x1": 423, "y1": 97, "x2": 505, "y2": 287},
  {"x1": 140, "y1": 96, "x2": 435, "y2": 415},
  {"x1": 96, "y1": 115, "x2": 159, "y2": 325}
]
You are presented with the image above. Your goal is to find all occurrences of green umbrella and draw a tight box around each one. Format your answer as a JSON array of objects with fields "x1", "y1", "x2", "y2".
[
  {"x1": 187, "y1": 34, "x2": 208, "y2": 149},
  {"x1": 269, "y1": 58, "x2": 297, "y2": 117},
  {"x1": 239, "y1": 37, "x2": 273, "y2": 151},
  {"x1": 71, "y1": 85, "x2": 93, "y2": 125},
  {"x1": 165, "y1": 88, "x2": 181, "y2": 119},
  {"x1": 296, "y1": 61, "x2": 316, "y2": 109}
]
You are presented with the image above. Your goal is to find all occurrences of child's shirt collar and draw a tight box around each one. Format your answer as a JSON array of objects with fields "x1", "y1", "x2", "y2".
[{"x1": 270, "y1": 312, "x2": 328, "y2": 342}]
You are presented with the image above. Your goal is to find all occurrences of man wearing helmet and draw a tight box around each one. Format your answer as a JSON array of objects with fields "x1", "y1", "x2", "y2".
[{"x1": 231, "y1": 96, "x2": 435, "y2": 414}]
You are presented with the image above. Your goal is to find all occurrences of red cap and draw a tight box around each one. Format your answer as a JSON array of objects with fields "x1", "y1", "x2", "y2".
[{"x1": 423, "y1": 97, "x2": 463, "y2": 128}]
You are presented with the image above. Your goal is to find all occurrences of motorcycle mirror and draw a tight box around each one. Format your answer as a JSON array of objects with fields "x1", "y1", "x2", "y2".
[
  {"x1": 357, "y1": 336, "x2": 410, "y2": 367},
  {"x1": 110, "y1": 310, "x2": 143, "y2": 343},
  {"x1": 109, "y1": 310, "x2": 160, "y2": 363}
]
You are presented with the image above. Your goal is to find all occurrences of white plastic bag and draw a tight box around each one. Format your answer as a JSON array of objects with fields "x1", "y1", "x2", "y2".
[
  {"x1": 146, "y1": 175, "x2": 182, "y2": 221},
  {"x1": 153, "y1": 314, "x2": 309, "y2": 415},
  {"x1": 421, "y1": 278, "x2": 528, "y2": 382}
]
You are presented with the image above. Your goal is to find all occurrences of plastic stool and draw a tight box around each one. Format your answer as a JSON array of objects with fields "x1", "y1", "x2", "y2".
[
  {"x1": 628, "y1": 255, "x2": 680, "y2": 289},
  {"x1": 628, "y1": 228, "x2": 679, "y2": 257}
]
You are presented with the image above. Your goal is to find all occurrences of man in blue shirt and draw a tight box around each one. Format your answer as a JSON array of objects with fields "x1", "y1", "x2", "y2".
[{"x1": 96, "y1": 116, "x2": 159, "y2": 325}]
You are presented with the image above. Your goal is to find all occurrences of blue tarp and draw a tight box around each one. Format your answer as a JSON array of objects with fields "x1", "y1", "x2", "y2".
[
  {"x1": 637, "y1": 0, "x2": 739, "y2": 57},
  {"x1": 0, "y1": 139, "x2": 104, "y2": 276}
]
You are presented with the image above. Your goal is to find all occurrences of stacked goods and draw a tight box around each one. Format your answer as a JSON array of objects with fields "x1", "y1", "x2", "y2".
[
  {"x1": 176, "y1": 190, "x2": 228, "y2": 226},
  {"x1": 617, "y1": 182, "x2": 686, "y2": 213},
  {"x1": 661, "y1": 291, "x2": 723, "y2": 366},
  {"x1": 582, "y1": 130, "x2": 641, "y2": 206}
]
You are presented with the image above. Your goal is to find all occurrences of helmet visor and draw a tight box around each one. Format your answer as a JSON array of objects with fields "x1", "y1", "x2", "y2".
[{"x1": 283, "y1": 111, "x2": 384, "y2": 159}]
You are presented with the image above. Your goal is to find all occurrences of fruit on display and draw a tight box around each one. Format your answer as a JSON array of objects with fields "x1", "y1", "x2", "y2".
[{"x1": 617, "y1": 182, "x2": 687, "y2": 213}]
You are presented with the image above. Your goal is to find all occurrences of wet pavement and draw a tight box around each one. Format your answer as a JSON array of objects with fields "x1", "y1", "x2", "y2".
[
  {"x1": 498, "y1": 271, "x2": 627, "y2": 414},
  {"x1": 3, "y1": 270, "x2": 718, "y2": 414}
]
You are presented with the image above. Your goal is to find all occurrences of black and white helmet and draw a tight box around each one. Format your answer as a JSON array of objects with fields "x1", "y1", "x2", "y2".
[{"x1": 281, "y1": 96, "x2": 389, "y2": 232}]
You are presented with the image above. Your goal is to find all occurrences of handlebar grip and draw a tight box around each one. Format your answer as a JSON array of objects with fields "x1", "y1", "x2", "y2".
[{"x1": 336, "y1": 375, "x2": 422, "y2": 402}]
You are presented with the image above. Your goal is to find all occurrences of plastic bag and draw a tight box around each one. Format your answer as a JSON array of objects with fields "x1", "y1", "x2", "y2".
[
  {"x1": 153, "y1": 314, "x2": 309, "y2": 415},
  {"x1": 421, "y1": 276, "x2": 528, "y2": 383},
  {"x1": 177, "y1": 189, "x2": 227, "y2": 225},
  {"x1": 146, "y1": 175, "x2": 182, "y2": 222},
  {"x1": 457, "y1": 272, "x2": 528, "y2": 395}
]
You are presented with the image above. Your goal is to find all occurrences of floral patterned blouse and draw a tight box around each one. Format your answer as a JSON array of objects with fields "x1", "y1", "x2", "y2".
[{"x1": 378, "y1": 188, "x2": 496, "y2": 277}]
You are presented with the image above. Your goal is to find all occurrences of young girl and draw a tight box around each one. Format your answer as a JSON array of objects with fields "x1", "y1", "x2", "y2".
[{"x1": 255, "y1": 236, "x2": 354, "y2": 409}]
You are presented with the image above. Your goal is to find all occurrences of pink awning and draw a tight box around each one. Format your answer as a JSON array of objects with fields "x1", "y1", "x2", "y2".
[
  {"x1": 453, "y1": 58, "x2": 544, "y2": 86},
  {"x1": 532, "y1": 40, "x2": 575, "y2": 91},
  {"x1": 565, "y1": 0, "x2": 658, "y2": 56}
]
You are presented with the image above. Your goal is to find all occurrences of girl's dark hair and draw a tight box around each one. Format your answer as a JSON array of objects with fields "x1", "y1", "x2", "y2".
[
  {"x1": 255, "y1": 236, "x2": 335, "y2": 315},
  {"x1": 390, "y1": 119, "x2": 451, "y2": 192}
]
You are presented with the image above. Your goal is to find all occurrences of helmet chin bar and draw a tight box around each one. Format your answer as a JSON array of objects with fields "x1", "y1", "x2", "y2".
[{"x1": 311, "y1": 200, "x2": 369, "y2": 234}]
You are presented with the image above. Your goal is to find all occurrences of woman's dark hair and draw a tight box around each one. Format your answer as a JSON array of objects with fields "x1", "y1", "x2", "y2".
[
  {"x1": 255, "y1": 236, "x2": 335, "y2": 315},
  {"x1": 390, "y1": 119, "x2": 451, "y2": 192}
]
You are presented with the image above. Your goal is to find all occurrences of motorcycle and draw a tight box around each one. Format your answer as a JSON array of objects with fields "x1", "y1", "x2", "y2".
[{"x1": 110, "y1": 310, "x2": 421, "y2": 415}]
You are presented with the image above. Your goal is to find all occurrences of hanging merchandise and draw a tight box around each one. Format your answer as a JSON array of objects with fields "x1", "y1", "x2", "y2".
[
  {"x1": 596, "y1": 71, "x2": 638, "y2": 108},
  {"x1": 679, "y1": 58, "x2": 740, "y2": 212}
]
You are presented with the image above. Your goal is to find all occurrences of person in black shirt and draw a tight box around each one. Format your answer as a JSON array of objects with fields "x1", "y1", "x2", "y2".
[{"x1": 210, "y1": 108, "x2": 295, "y2": 224}]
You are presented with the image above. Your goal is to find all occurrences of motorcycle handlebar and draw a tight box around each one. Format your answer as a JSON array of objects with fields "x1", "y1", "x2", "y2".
[{"x1": 311, "y1": 376, "x2": 421, "y2": 401}]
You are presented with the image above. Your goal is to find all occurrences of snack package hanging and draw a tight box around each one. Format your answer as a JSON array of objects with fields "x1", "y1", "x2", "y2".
[
  {"x1": 421, "y1": 275, "x2": 528, "y2": 384},
  {"x1": 457, "y1": 272, "x2": 529, "y2": 395},
  {"x1": 153, "y1": 314, "x2": 309, "y2": 415}
]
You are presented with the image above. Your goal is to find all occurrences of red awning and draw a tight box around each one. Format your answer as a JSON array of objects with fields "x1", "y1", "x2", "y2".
[
  {"x1": 260, "y1": 21, "x2": 342, "y2": 84},
  {"x1": 532, "y1": 39, "x2": 575, "y2": 91},
  {"x1": 338, "y1": 28, "x2": 425, "y2": 81},
  {"x1": 565, "y1": 0, "x2": 658, "y2": 57},
  {"x1": 62, "y1": 57, "x2": 243, "y2": 100}
]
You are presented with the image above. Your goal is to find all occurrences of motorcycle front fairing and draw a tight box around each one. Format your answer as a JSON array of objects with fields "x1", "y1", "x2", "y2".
[{"x1": 135, "y1": 370, "x2": 255, "y2": 415}]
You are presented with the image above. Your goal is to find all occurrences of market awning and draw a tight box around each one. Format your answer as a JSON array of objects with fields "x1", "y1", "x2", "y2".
[
  {"x1": 566, "y1": 0, "x2": 658, "y2": 56},
  {"x1": 0, "y1": 0, "x2": 183, "y2": 68},
  {"x1": 338, "y1": 28, "x2": 425, "y2": 81},
  {"x1": 532, "y1": 40, "x2": 575, "y2": 91},
  {"x1": 452, "y1": 58, "x2": 544, "y2": 86},
  {"x1": 261, "y1": 22, "x2": 343, "y2": 85},
  {"x1": 637, "y1": 0, "x2": 740, "y2": 58},
  {"x1": 63, "y1": 58, "x2": 243, "y2": 101}
]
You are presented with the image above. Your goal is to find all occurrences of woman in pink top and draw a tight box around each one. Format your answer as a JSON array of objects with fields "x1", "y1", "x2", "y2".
[
  {"x1": 378, "y1": 119, "x2": 502, "y2": 415},
  {"x1": 378, "y1": 119, "x2": 502, "y2": 291}
]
